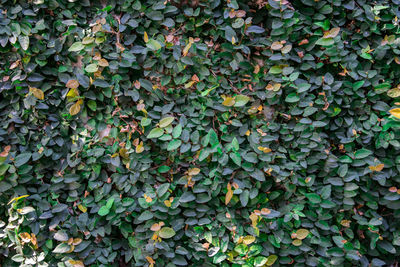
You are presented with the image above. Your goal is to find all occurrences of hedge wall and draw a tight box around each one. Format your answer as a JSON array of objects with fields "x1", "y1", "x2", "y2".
[{"x1": 2, "y1": 0, "x2": 400, "y2": 266}]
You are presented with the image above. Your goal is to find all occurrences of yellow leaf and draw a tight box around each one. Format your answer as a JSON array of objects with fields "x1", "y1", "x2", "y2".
[
  {"x1": 249, "y1": 213, "x2": 259, "y2": 228},
  {"x1": 231, "y1": 36, "x2": 236, "y2": 45},
  {"x1": 271, "y1": 41, "x2": 283, "y2": 50},
  {"x1": 73, "y1": 238, "x2": 82, "y2": 245},
  {"x1": 29, "y1": 87, "x2": 44, "y2": 100},
  {"x1": 266, "y1": 255, "x2": 278, "y2": 266},
  {"x1": 119, "y1": 148, "x2": 129, "y2": 159},
  {"x1": 78, "y1": 204, "x2": 87, "y2": 213},
  {"x1": 67, "y1": 245, "x2": 75, "y2": 253},
  {"x1": 222, "y1": 97, "x2": 235, "y2": 107},
  {"x1": 245, "y1": 130, "x2": 251, "y2": 136},
  {"x1": 243, "y1": 235, "x2": 256, "y2": 245},
  {"x1": 164, "y1": 200, "x2": 171, "y2": 207},
  {"x1": 388, "y1": 88, "x2": 400, "y2": 98},
  {"x1": 69, "y1": 101, "x2": 81, "y2": 116},
  {"x1": 98, "y1": 58, "x2": 109, "y2": 67},
  {"x1": 258, "y1": 146, "x2": 272, "y2": 153},
  {"x1": 144, "y1": 31, "x2": 149, "y2": 43},
  {"x1": 292, "y1": 239, "x2": 302, "y2": 246},
  {"x1": 184, "y1": 80, "x2": 195, "y2": 88},
  {"x1": 182, "y1": 42, "x2": 192, "y2": 57},
  {"x1": 67, "y1": 88, "x2": 79, "y2": 99},
  {"x1": 8, "y1": 195, "x2": 29, "y2": 205},
  {"x1": 68, "y1": 260, "x2": 85, "y2": 267},
  {"x1": 295, "y1": 229, "x2": 309, "y2": 240},
  {"x1": 341, "y1": 220, "x2": 351, "y2": 227},
  {"x1": 266, "y1": 82, "x2": 281, "y2": 92},
  {"x1": 144, "y1": 194, "x2": 152, "y2": 203},
  {"x1": 66, "y1": 79, "x2": 80, "y2": 89},
  {"x1": 188, "y1": 168, "x2": 200, "y2": 176},
  {"x1": 136, "y1": 142, "x2": 144, "y2": 153},
  {"x1": 369, "y1": 163, "x2": 384, "y2": 172},
  {"x1": 225, "y1": 183, "x2": 233, "y2": 205},
  {"x1": 390, "y1": 108, "x2": 400, "y2": 119}
]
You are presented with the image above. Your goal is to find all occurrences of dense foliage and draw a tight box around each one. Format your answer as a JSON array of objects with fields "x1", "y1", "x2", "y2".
[{"x1": 3, "y1": 0, "x2": 400, "y2": 266}]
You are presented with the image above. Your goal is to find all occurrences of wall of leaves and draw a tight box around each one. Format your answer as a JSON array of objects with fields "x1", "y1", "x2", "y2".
[{"x1": 1, "y1": 0, "x2": 400, "y2": 266}]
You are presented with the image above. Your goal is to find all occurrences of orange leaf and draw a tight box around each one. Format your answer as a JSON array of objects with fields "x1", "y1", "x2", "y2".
[
  {"x1": 146, "y1": 256, "x2": 155, "y2": 267},
  {"x1": 0, "y1": 145, "x2": 11, "y2": 157},
  {"x1": 66, "y1": 79, "x2": 80, "y2": 89},
  {"x1": 323, "y1": 27, "x2": 341, "y2": 38},
  {"x1": 225, "y1": 183, "x2": 233, "y2": 205},
  {"x1": 369, "y1": 163, "x2": 384, "y2": 172}
]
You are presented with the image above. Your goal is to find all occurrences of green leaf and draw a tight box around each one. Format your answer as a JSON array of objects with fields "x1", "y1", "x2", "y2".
[
  {"x1": 209, "y1": 129, "x2": 219, "y2": 146},
  {"x1": 254, "y1": 256, "x2": 268, "y2": 267},
  {"x1": 269, "y1": 66, "x2": 282, "y2": 74},
  {"x1": 146, "y1": 39, "x2": 162, "y2": 51},
  {"x1": 157, "y1": 183, "x2": 170, "y2": 197},
  {"x1": 172, "y1": 124, "x2": 182, "y2": 138},
  {"x1": 14, "y1": 152, "x2": 32, "y2": 167},
  {"x1": 159, "y1": 227, "x2": 176, "y2": 238},
  {"x1": 147, "y1": 128, "x2": 164, "y2": 138},
  {"x1": 198, "y1": 149, "x2": 210, "y2": 161},
  {"x1": 0, "y1": 164, "x2": 10, "y2": 176},
  {"x1": 68, "y1": 42, "x2": 85, "y2": 52},
  {"x1": 85, "y1": 63, "x2": 98, "y2": 73},
  {"x1": 158, "y1": 165, "x2": 170, "y2": 173},
  {"x1": 82, "y1": 36, "x2": 94, "y2": 44},
  {"x1": 138, "y1": 210, "x2": 153, "y2": 221},
  {"x1": 230, "y1": 152, "x2": 241, "y2": 166},
  {"x1": 159, "y1": 116, "x2": 174, "y2": 128},
  {"x1": 305, "y1": 193, "x2": 321, "y2": 204},
  {"x1": 285, "y1": 93, "x2": 300, "y2": 103},
  {"x1": 52, "y1": 243, "x2": 71, "y2": 254},
  {"x1": 19, "y1": 35, "x2": 29, "y2": 50},
  {"x1": 354, "y1": 148, "x2": 372, "y2": 159},
  {"x1": 353, "y1": 81, "x2": 364, "y2": 90},
  {"x1": 234, "y1": 244, "x2": 248, "y2": 255},
  {"x1": 11, "y1": 254, "x2": 24, "y2": 263},
  {"x1": 231, "y1": 137, "x2": 239, "y2": 151},
  {"x1": 98, "y1": 206, "x2": 110, "y2": 216},
  {"x1": 234, "y1": 95, "x2": 250, "y2": 107},
  {"x1": 141, "y1": 118, "x2": 152, "y2": 127},
  {"x1": 106, "y1": 198, "x2": 114, "y2": 209},
  {"x1": 180, "y1": 191, "x2": 195, "y2": 203},
  {"x1": 167, "y1": 139, "x2": 182, "y2": 151},
  {"x1": 87, "y1": 100, "x2": 97, "y2": 111},
  {"x1": 316, "y1": 37, "x2": 334, "y2": 46}
]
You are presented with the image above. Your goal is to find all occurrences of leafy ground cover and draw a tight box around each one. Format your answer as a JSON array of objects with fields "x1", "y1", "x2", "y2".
[{"x1": 1, "y1": 0, "x2": 400, "y2": 266}]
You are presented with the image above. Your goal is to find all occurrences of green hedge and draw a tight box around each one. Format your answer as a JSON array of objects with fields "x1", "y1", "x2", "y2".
[{"x1": 1, "y1": 0, "x2": 400, "y2": 266}]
